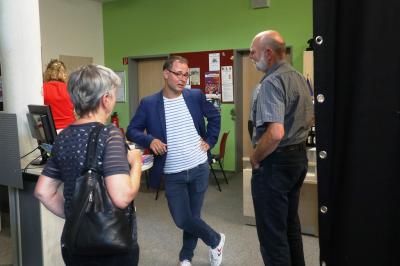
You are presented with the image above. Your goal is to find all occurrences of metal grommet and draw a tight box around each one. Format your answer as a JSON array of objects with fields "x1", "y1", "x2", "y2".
[
  {"x1": 316, "y1": 94, "x2": 325, "y2": 103},
  {"x1": 320, "y1": 206, "x2": 328, "y2": 214},
  {"x1": 315, "y1": 36, "x2": 323, "y2": 45},
  {"x1": 319, "y1": 150, "x2": 327, "y2": 159}
]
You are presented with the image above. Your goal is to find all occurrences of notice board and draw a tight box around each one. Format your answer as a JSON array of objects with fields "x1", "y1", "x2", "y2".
[{"x1": 172, "y1": 49, "x2": 234, "y2": 105}]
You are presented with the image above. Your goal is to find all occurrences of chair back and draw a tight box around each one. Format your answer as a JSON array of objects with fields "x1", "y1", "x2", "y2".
[{"x1": 219, "y1": 131, "x2": 230, "y2": 161}]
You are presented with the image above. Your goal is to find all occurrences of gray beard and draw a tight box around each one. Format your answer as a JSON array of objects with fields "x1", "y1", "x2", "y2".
[{"x1": 255, "y1": 58, "x2": 268, "y2": 72}]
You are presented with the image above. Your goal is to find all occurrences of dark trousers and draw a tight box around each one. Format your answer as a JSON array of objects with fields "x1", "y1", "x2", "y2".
[
  {"x1": 251, "y1": 149, "x2": 308, "y2": 266},
  {"x1": 164, "y1": 162, "x2": 220, "y2": 262}
]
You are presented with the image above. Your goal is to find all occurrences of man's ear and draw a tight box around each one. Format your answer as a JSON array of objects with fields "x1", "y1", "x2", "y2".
[
  {"x1": 266, "y1": 48, "x2": 274, "y2": 63},
  {"x1": 163, "y1": 69, "x2": 169, "y2": 79}
]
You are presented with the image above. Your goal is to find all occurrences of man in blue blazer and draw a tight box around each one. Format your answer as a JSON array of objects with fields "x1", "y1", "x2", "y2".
[{"x1": 126, "y1": 56, "x2": 225, "y2": 266}]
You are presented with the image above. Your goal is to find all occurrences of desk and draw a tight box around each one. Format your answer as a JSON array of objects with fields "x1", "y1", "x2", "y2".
[
  {"x1": 298, "y1": 173, "x2": 319, "y2": 236},
  {"x1": 16, "y1": 160, "x2": 65, "y2": 266}
]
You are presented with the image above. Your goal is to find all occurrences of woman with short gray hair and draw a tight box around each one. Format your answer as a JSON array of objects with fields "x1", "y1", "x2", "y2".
[
  {"x1": 35, "y1": 65, "x2": 142, "y2": 266},
  {"x1": 68, "y1": 65, "x2": 121, "y2": 117}
]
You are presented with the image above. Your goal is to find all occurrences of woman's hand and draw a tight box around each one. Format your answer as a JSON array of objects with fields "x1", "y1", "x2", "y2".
[{"x1": 127, "y1": 149, "x2": 142, "y2": 166}]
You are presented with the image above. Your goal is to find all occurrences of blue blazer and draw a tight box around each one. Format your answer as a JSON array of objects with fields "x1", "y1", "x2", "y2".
[{"x1": 126, "y1": 89, "x2": 221, "y2": 188}]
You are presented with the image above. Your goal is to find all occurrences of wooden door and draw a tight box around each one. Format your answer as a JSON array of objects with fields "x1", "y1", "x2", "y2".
[
  {"x1": 137, "y1": 58, "x2": 165, "y2": 99},
  {"x1": 242, "y1": 53, "x2": 264, "y2": 159}
]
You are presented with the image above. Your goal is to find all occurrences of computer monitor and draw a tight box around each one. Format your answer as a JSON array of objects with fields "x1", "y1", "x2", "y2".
[{"x1": 26, "y1": 104, "x2": 57, "y2": 164}]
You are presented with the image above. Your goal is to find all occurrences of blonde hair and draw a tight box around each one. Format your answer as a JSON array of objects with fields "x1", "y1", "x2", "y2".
[{"x1": 43, "y1": 59, "x2": 67, "y2": 83}]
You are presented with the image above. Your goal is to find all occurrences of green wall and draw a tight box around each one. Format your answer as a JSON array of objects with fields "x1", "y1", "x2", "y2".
[{"x1": 103, "y1": 0, "x2": 312, "y2": 171}]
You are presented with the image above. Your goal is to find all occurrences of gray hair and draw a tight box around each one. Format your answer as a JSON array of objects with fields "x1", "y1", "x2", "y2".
[{"x1": 67, "y1": 64, "x2": 120, "y2": 117}]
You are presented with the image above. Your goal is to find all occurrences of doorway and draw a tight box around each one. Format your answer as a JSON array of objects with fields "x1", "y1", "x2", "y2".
[{"x1": 127, "y1": 56, "x2": 168, "y2": 116}]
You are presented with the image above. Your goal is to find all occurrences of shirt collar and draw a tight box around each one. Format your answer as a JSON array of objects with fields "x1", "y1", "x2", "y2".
[{"x1": 260, "y1": 60, "x2": 286, "y2": 82}]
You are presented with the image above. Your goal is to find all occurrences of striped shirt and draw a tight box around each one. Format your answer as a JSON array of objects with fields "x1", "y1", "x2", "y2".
[{"x1": 163, "y1": 94, "x2": 207, "y2": 173}]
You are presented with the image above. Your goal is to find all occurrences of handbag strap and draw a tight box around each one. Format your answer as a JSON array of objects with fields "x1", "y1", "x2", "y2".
[{"x1": 84, "y1": 123, "x2": 105, "y2": 172}]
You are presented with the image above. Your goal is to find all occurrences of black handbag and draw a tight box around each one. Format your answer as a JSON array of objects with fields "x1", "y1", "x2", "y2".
[{"x1": 63, "y1": 123, "x2": 135, "y2": 255}]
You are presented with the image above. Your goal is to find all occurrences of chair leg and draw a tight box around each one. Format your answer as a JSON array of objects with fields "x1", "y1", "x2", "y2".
[
  {"x1": 218, "y1": 160, "x2": 229, "y2": 184},
  {"x1": 155, "y1": 186, "x2": 159, "y2": 200},
  {"x1": 145, "y1": 171, "x2": 149, "y2": 189},
  {"x1": 210, "y1": 163, "x2": 222, "y2": 192}
]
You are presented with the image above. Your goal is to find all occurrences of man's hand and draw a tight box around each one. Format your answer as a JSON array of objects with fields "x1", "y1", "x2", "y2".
[
  {"x1": 200, "y1": 139, "x2": 210, "y2": 151},
  {"x1": 250, "y1": 153, "x2": 260, "y2": 169},
  {"x1": 250, "y1": 122, "x2": 284, "y2": 169},
  {"x1": 150, "y1": 139, "x2": 167, "y2": 155}
]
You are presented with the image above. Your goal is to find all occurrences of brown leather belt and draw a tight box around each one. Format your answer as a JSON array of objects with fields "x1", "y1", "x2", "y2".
[{"x1": 274, "y1": 142, "x2": 306, "y2": 153}]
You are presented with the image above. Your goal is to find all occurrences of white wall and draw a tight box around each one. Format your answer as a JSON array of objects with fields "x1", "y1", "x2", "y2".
[{"x1": 39, "y1": 0, "x2": 104, "y2": 70}]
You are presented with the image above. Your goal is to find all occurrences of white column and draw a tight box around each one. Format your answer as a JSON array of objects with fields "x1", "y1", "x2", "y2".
[
  {"x1": 0, "y1": 0, "x2": 43, "y2": 155},
  {"x1": 0, "y1": 1, "x2": 43, "y2": 266}
]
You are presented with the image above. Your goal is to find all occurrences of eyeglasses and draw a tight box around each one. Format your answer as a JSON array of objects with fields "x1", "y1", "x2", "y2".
[{"x1": 167, "y1": 69, "x2": 190, "y2": 79}]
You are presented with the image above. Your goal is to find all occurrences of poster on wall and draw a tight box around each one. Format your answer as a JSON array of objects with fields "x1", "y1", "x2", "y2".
[
  {"x1": 221, "y1": 66, "x2": 233, "y2": 102},
  {"x1": 208, "y1": 53, "x2": 220, "y2": 71},
  {"x1": 115, "y1": 71, "x2": 126, "y2": 102},
  {"x1": 205, "y1": 71, "x2": 220, "y2": 95},
  {"x1": 205, "y1": 71, "x2": 221, "y2": 110},
  {"x1": 189, "y1": 68, "x2": 200, "y2": 86},
  {"x1": 185, "y1": 73, "x2": 191, "y2": 89}
]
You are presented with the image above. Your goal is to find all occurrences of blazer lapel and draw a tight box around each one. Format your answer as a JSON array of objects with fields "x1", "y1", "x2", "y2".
[{"x1": 157, "y1": 90, "x2": 167, "y2": 142}]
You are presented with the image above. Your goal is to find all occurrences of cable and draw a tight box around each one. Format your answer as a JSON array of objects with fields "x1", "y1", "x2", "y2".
[
  {"x1": 23, "y1": 154, "x2": 42, "y2": 173},
  {"x1": 20, "y1": 146, "x2": 39, "y2": 159},
  {"x1": 23, "y1": 166, "x2": 44, "y2": 171}
]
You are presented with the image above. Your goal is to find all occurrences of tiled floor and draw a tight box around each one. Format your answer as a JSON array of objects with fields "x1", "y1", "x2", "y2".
[
  {"x1": 0, "y1": 172, "x2": 319, "y2": 266},
  {"x1": 0, "y1": 225, "x2": 12, "y2": 265}
]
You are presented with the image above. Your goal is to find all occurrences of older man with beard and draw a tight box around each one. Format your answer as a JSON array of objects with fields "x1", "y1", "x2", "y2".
[{"x1": 248, "y1": 30, "x2": 313, "y2": 266}]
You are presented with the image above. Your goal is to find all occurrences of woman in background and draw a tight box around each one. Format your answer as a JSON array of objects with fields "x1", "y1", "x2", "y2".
[
  {"x1": 35, "y1": 64, "x2": 142, "y2": 266},
  {"x1": 43, "y1": 59, "x2": 75, "y2": 131}
]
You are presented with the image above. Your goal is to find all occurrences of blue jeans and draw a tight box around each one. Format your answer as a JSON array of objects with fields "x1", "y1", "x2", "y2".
[
  {"x1": 251, "y1": 149, "x2": 307, "y2": 266},
  {"x1": 164, "y1": 162, "x2": 220, "y2": 262}
]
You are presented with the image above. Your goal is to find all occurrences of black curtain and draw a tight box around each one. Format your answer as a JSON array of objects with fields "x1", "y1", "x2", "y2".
[{"x1": 314, "y1": 1, "x2": 400, "y2": 265}]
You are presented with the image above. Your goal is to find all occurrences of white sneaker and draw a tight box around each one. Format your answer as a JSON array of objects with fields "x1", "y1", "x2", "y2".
[
  {"x1": 180, "y1": 259, "x2": 192, "y2": 266},
  {"x1": 209, "y1": 233, "x2": 225, "y2": 266}
]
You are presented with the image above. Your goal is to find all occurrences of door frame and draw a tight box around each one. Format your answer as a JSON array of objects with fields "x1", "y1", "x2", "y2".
[
  {"x1": 127, "y1": 54, "x2": 168, "y2": 117},
  {"x1": 233, "y1": 49, "x2": 251, "y2": 172}
]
